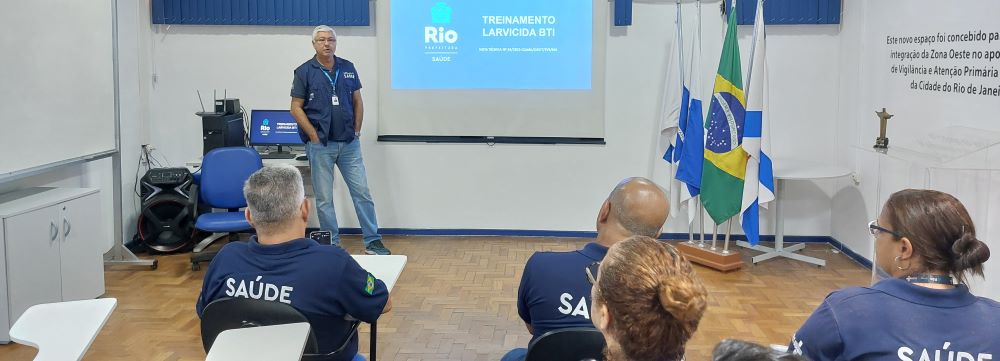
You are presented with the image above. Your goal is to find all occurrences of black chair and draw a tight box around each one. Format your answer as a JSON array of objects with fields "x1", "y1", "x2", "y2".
[
  {"x1": 200, "y1": 297, "x2": 361, "y2": 361},
  {"x1": 525, "y1": 327, "x2": 606, "y2": 361}
]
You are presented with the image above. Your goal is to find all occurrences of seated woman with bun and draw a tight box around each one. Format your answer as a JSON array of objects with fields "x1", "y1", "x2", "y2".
[
  {"x1": 589, "y1": 235, "x2": 708, "y2": 361},
  {"x1": 791, "y1": 189, "x2": 1000, "y2": 361}
]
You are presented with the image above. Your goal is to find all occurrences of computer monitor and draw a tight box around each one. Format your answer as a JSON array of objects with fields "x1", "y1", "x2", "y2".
[{"x1": 250, "y1": 110, "x2": 303, "y2": 158}]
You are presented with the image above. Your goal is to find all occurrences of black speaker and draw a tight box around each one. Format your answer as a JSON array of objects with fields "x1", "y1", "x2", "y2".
[{"x1": 138, "y1": 168, "x2": 196, "y2": 253}]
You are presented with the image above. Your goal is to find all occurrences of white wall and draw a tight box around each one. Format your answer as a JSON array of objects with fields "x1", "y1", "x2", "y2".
[
  {"x1": 117, "y1": 0, "x2": 152, "y2": 244},
  {"x1": 830, "y1": 0, "x2": 874, "y2": 259},
  {"x1": 138, "y1": 0, "x2": 842, "y2": 237},
  {"x1": 0, "y1": 0, "x2": 152, "y2": 254},
  {"x1": 831, "y1": 0, "x2": 1000, "y2": 299}
]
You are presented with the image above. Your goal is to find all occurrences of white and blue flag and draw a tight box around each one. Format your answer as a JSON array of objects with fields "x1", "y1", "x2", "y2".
[{"x1": 740, "y1": 0, "x2": 776, "y2": 246}]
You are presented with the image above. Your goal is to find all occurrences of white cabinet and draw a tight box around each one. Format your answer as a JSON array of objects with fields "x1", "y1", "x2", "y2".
[
  {"x1": 0, "y1": 188, "x2": 106, "y2": 343},
  {"x1": 56, "y1": 194, "x2": 106, "y2": 302},
  {"x1": 4, "y1": 203, "x2": 63, "y2": 327}
]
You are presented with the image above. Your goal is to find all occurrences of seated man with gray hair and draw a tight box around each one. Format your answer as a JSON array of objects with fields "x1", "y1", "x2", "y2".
[{"x1": 196, "y1": 164, "x2": 392, "y2": 361}]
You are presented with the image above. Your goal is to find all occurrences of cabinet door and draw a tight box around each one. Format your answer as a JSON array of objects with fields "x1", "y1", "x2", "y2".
[
  {"x1": 5, "y1": 205, "x2": 62, "y2": 322},
  {"x1": 59, "y1": 193, "x2": 106, "y2": 300}
]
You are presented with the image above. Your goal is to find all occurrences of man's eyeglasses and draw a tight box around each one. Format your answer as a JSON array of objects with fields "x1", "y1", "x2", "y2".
[
  {"x1": 868, "y1": 220, "x2": 903, "y2": 238},
  {"x1": 314, "y1": 38, "x2": 336, "y2": 43},
  {"x1": 585, "y1": 262, "x2": 600, "y2": 286}
]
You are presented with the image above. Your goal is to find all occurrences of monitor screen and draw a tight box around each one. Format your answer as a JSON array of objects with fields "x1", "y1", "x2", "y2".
[{"x1": 249, "y1": 110, "x2": 303, "y2": 145}]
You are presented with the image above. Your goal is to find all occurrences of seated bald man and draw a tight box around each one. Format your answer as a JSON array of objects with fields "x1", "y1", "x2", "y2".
[{"x1": 501, "y1": 177, "x2": 670, "y2": 361}]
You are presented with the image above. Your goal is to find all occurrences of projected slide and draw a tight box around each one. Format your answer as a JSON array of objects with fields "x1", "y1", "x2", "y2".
[{"x1": 390, "y1": 0, "x2": 592, "y2": 90}]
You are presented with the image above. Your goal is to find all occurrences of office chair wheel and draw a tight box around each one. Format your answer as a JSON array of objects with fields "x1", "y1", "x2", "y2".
[
  {"x1": 192, "y1": 262, "x2": 201, "y2": 271},
  {"x1": 151, "y1": 260, "x2": 159, "y2": 270}
]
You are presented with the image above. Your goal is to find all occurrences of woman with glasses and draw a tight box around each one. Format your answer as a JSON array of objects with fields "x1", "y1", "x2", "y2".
[
  {"x1": 589, "y1": 236, "x2": 708, "y2": 361},
  {"x1": 790, "y1": 189, "x2": 999, "y2": 361}
]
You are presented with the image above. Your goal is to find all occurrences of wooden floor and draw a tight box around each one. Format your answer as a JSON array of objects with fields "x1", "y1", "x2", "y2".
[{"x1": 0, "y1": 236, "x2": 869, "y2": 361}]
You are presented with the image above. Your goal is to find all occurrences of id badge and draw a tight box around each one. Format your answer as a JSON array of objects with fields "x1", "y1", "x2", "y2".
[{"x1": 332, "y1": 95, "x2": 340, "y2": 106}]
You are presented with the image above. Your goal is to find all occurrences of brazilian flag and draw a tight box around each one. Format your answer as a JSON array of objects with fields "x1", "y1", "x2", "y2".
[{"x1": 701, "y1": 3, "x2": 748, "y2": 225}]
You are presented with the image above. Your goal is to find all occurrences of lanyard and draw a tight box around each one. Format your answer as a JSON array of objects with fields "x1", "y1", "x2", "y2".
[
  {"x1": 321, "y1": 68, "x2": 340, "y2": 92},
  {"x1": 905, "y1": 274, "x2": 955, "y2": 285}
]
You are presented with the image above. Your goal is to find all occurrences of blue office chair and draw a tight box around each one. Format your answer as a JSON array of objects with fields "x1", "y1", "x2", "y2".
[
  {"x1": 189, "y1": 147, "x2": 262, "y2": 270},
  {"x1": 525, "y1": 328, "x2": 606, "y2": 361},
  {"x1": 201, "y1": 297, "x2": 364, "y2": 361}
]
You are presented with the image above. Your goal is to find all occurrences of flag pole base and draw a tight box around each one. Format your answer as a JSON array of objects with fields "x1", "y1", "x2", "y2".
[
  {"x1": 736, "y1": 241, "x2": 827, "y2": 267},
  {"x1": 675, "y1": 241, "x2": 744, "y2": 272}
]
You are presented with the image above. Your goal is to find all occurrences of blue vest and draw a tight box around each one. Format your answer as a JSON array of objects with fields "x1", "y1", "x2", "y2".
[
  {"x1": 517, "y1": 242, "x2": 608, "y2": 341},
  {"x1": 291, "y1": 57, "x2": 363, "y2": 144},
  {"x1": 791, "y1": 278, "x2": 1000, "y2": 361},
  {"x1": 197, "y1": 237, "x2": 388, "y2": 360}
]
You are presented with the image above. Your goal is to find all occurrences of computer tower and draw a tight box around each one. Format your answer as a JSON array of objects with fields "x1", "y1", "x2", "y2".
[{"x1": 202, "y1": 113, "x2": 245, "y2": 154}]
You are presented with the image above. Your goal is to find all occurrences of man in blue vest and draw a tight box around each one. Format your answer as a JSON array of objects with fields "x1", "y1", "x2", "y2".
[
  {"x1": 502, "y1": 177, "x2": 670, "y2": 361},
  {"x1": 290, "y1": 25, "x2": 389, "y2": 255},
  {"x1": 197, "y1": 165, "x2": 392, "y2": 361}
]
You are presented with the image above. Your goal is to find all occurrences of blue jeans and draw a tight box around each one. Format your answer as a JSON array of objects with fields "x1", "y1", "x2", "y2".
[
  {"x1": 305, "y1": 140, "x2": 381, "y2": 246},
  {"x1": 501, "y1": 348, "x2": 527, "y2": 361}
]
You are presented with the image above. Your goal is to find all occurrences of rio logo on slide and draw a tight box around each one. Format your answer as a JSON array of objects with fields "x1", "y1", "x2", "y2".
[
  {"x1": 260, "y1": 119, "x2": 271, "y2": 136},
  {"x1": 425, "y1": 2, "x2": 458, "y2": 44}
]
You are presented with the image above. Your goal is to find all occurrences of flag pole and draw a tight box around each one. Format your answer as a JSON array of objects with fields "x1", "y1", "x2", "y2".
[
  {"x1": 698, "y1": 198, "x2": 706, "y2": 247},
  {"x1": 675, "y1": 0, "x2": 685, "y2": 103},
  {"x1": 745, "y1": 0, "x2": 761, "y2": 102},
  {"x1": 697, "y1": 0, "x2": 703, "y2": 60},
  {"x1": 686, "y1": 216, "x2": 694, "y2": 244},
  {"x1": 711, "y1": 222, "x2": 719, "y2": 250},
  {"x1": 723, "y1": 216, "x2": 733, "y2": 254},
  {"x1": 723, "y1": 0, "x2": 739, "y2": 256},
  {"x1": 692, "y1": 1, "x2": 703, "y2": 249}
]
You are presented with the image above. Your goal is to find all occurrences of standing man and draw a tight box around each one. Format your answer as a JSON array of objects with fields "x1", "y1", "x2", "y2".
[{"x1": 291, "y1": 25, "x2": 390, "y2": 255}]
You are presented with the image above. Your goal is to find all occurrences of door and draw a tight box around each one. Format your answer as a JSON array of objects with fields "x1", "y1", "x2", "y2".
[
  {"x1": 5, "y1": 204, "x2": 62, "y2": 322},
  {"x1": 59, "y1": 193, "x2": 106, "y2": 300}
]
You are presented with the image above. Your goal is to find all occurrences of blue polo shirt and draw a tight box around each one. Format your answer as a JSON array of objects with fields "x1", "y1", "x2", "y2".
[
  {"x1": 517, "y1": 242, "x2": 608, "y2": 341},
  {"x1": 291, "y1": 56, "x2": 363, "y2": 144},
  {"x1": 196, "y1": 237, "x2": 388, "y2": 360},
  {"x1": 790, "y1": 278, "x2": 1000, "y2": 361}
]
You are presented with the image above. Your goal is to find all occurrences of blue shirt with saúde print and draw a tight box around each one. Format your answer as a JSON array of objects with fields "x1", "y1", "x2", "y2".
[
  {"x1": 196, "y1": 237, "x2": 388, "y2": 360},
  {"x1": 517, "y1": 242, "x2": 608, "y2": 342},
  {"x1": 790, "y1": 278, "x2": 1000, "y2": 361}
]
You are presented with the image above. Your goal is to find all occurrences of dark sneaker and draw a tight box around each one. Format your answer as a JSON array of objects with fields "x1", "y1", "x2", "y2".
[{"x1": 365, "y1": 240, "x2": 391, "y2": 255}]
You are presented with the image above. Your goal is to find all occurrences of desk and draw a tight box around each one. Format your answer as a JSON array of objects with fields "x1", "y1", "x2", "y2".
[
  {"x1": 738, "y1": 160, "x2": 852, "y2": 266},
  {"x1": 352, "y1": 255, "x2": 406, "y2": 361},
  {"x1": 205, "y1": 322, "x2": 311, "y2": 361},
  {"x1": 186, "y1": 157, "x2": 308, "y2": 170},
  {"x1": 9, "y1": 298, "x2": 117, "y2": 361}
]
